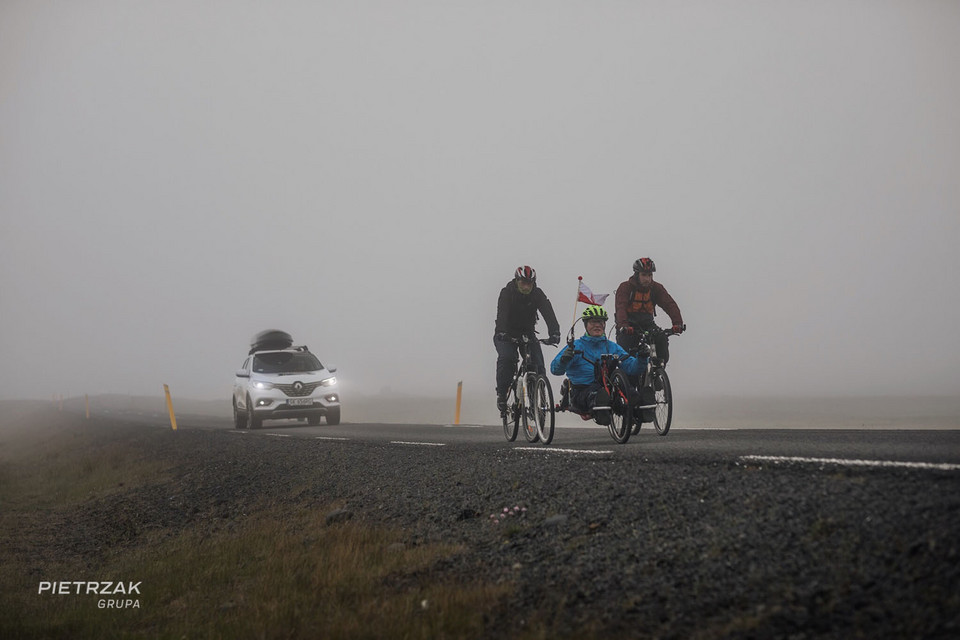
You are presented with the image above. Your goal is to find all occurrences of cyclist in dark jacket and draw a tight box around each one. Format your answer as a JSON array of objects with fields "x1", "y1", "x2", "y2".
[
  {"x1": 494, "y1": 265, "x2": 560, "y2": 414},
  {"x1": 614, "y1": 257, "x2": 684, "y2": 364}
]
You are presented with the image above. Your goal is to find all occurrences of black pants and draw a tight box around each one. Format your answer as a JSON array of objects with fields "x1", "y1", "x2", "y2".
[
  {"x1": 569, "y1": 382, "x2": 639, "y2": 426},
  {"x1": 569, "y1": 383, "x2": 602, "y2": 413},
  {"x1": 616, "y1": 313, "x2": 669, "y2": 364},
  {"x1": 494, "y1": 335, "x2": 545, "y2": 398}
]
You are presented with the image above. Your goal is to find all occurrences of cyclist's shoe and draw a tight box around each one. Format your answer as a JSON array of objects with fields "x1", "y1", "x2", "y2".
[
  {"x1": 594, "y1": 388, "x2": 611, "y2": 409},
  {"x1": 496, "y1": 395, "x2": 507, "y2": 415}
]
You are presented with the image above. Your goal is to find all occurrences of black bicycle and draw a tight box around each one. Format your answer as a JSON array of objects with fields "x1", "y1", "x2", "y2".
[
  {"x1": 631, "y1": 324, "x2": 684, "y2": 436},
  {"x1": 501, "y1": 336, "x2": 556, "y2": 445}
]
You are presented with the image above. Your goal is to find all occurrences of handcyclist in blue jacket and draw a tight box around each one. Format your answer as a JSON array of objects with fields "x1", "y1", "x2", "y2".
[{"x1": 551, "y1": 305, "x2": 646, "y2": 418}]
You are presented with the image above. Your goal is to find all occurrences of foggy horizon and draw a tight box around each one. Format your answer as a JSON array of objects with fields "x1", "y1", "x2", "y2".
[{"x1": 2, "y1": 2, "x2": 959, "y2": 404}]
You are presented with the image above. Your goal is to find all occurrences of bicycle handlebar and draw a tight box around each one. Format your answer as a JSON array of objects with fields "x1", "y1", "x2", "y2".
[
  {"x1": 503, "y1": 335, "x2": 559, "y2": 347},
  {"x1": 565, "y1": 348, "x2": 632, "y2": 366},
  {"x1": 625, "y1": 322, "x2": 687, "y2": 338}
]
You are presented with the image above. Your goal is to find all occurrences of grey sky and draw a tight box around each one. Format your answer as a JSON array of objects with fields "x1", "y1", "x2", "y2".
[{"x1": 2, "y1": 1, "x2": 959, "y2": 402}]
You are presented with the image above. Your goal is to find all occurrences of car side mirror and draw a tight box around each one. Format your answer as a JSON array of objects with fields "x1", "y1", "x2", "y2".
[
  {"x1": 327, "y1": 365, "x2": 337, "y2": 373},
  {"x1": 236, "y1": 369, "x2": 249, "y2": 378}
]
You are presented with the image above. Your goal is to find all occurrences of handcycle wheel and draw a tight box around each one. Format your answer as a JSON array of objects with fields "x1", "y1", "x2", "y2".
[
  {"x1": 530, "y1": 374, "x2": 555, "y2": 445},
  {"x1": 607, "y1": 371, "x2": 633, "y2": 444},
  {"x1": 522, "y1": 373, "x2": 540, "y2": 443},
  {"x1": 652, "y1": 368, "x2": 673, "y2": 435},
  {"x1": 502, "y1": 383, "x2": 520, "y2": 442}
]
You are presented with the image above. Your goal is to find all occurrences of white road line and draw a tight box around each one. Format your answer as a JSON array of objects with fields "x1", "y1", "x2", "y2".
[
  {"x1": 444, "y1": 424, "x2": 485, "y2": 428},
  {"x1": 265, "y1": 433, "x2": 291, "y2": 438},
  {"x1": 740, "y1": 455, "x2": 960, "y2": 472},
  {"x1": 315, "y1": 436, "x2": 349, "y2": 441},
  {"x1": 227, "y1": 431, "x2": 246, "y2": 435},
  {"x1": 514, "y1": 447, "x2": 613, "y2": 455},
  {"x1": 391, "y1": 441, "x2": 446, "y2": 447}
]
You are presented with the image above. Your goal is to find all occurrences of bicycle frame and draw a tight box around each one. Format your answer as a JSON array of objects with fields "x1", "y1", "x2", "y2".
[
  {"x1": 631, "y1": 323, "x2": 684, "y2": 435},
  {"x1": 592, "y1": 354, "x2": 627, "y2": 412}
]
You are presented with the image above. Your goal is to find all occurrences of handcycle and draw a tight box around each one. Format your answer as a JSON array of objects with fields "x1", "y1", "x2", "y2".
[
  {"x1": 630, "y1": 324, "x2": 684, "y2": 436},
  {"x1": 557, "y1": 350, "x2": 636, "y2": 445},
  {"x1": 501, "y1": 335, "x2": 556, "y2": 445}
]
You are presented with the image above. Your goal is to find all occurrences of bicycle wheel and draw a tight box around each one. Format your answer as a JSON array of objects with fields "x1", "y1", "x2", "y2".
[
  {"x1": 502, "y1": 380, "x2": 520, "y2": 442},
  {"x1": 522, "y1": 373, "x2": 540, "y2": 443},
  {"x1": 652, "y1": 368, "x2": 673, "y2": 435},
  {"x1": 607, "y1": 371, "x2": 633, "y2": 444},
  {"x1": 530, "y1": 374, "x2": 555, "y2": 445}
]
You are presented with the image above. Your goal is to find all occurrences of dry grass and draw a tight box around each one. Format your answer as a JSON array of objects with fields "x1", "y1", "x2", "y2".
[
  {"x1": 3, "y1": 507, "x2": 511, "y2": 639},
  {"x1": 0, "y1": 406, "x2": 513, "y2": 639},
  {"x1": 0, "y1": 412, "x2": 169, "y2": 509}
]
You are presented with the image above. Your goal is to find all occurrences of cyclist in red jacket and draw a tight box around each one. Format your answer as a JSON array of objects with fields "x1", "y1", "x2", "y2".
[{"x1": 614, "y1": 257, "x2": 684, "y2": 364}]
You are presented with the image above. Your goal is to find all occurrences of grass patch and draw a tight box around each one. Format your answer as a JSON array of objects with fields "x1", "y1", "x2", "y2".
[
  {"x1": 3, "y1": 507, "x2": 511, "y2": 639},
  {"x1": 0, "y1": 409, "x2": 515, "y2": 638},
  {"x1": 0, "y1": 424, "x2": 170, "y2": 509}
]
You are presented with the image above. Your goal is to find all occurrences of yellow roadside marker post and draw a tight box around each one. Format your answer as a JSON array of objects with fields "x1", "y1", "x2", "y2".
[
  {"x1": 455, "y1": 381, "x2": 463, "y2": 425},
  {"x1": 163, "y1": 384, "x2": 178, "y2": 431}
]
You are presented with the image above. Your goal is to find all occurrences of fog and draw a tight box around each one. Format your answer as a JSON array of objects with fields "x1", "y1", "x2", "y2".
[{"x1": 2, "y1": 1, "x2": 959, "y2": 404}]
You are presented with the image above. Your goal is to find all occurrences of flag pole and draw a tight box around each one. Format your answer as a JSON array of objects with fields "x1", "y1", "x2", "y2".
[{"x1": 572, "y1": 276, "x2": 583, "y2": 327}]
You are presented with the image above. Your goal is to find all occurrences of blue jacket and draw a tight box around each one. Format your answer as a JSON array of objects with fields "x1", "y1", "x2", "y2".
[{"x1": 550, "y1": 334, "x2": 644, "y2": 385}]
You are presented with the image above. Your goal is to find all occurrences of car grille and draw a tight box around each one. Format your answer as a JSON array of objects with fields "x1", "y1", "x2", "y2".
[{"x1": 275, "y1": 381, "x2": 322, "y2": 397}]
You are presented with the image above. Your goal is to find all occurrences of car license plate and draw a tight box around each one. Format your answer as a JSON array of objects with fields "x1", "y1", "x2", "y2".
[{"x1": 287, "y1": 398, "x2": 313, "y2": 406}]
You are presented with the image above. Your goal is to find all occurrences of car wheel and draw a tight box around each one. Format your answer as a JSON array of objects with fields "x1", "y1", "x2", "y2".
[
  {"x1": 233, "y1": 398, "x2": 247, "y2": 429},
  {"x1": 326, "y1": 407, "x2": 341, "y2": 425},
  {"x1": 247, "y1": 396, "x2": 262, "y2": 429}
]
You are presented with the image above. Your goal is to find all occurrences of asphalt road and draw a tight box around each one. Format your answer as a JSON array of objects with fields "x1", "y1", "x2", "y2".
[
  {"x1": 16, "y1": 402, "x2": 960, "y2": 637},
  {"x1": 101, "y1": 407, "x2": 960, "y2": 469}
]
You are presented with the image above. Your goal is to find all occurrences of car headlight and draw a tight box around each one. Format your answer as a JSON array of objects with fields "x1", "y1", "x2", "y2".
[
  {"x1": 320, "y1": 376, "x2": 337, "y2": 387},
  {"x1": 253, "y1": 381, "x2": 275, "y2": 390}
]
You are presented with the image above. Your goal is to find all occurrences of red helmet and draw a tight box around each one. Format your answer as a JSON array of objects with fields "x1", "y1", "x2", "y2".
[
  {"x1": 633, "y1": 257, "x2": 656, "y2": 274},
  {"x1": 515, "y1": 265, "x2": 536, "y2": 282}
]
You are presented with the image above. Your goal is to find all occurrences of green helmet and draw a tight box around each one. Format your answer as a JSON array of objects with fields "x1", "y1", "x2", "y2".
[{"x1": 581, "y1": 305, "x2": 608, "y2": 323}]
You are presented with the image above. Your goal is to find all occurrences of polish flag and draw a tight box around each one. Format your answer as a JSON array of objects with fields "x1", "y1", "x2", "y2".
[{"x1": 577, "y1": 278, "x2": 609, "y2": 305}]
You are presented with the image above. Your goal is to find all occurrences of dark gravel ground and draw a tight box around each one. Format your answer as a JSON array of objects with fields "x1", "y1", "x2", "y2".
[{"x1": 9, "y1": 412, "x2": 960, "y2": 639}]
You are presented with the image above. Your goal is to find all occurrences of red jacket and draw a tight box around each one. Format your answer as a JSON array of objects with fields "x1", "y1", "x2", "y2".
[{"x1": 614, "y1": 276, "x2": 683, "y2": 328}]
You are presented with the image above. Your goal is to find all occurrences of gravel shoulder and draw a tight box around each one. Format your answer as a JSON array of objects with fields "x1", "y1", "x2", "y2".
[{"x1": 4, "y1": 405, "x2": 959, "y2": 638}]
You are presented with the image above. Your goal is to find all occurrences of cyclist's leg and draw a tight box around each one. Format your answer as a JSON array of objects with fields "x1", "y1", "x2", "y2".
[
  {"x1": 528, "y1": 337, "x2": 546, "y2": 375},
  {"x1": 559, "y1": 378, "x2": 571, "y2": 410},
  {"x1": 589, "y1": 381, "x2": 611, "y2": 425},
  {"x1": 616, "y1": 326, "x2": 642, "y2": 387},
  {"x1": 634, "y1": 314, "x2": 667, "y2": 364},
  {"x1": 569, "y1": 384, "x2": 593, "y2": 414},
  {"x1": 655, "y1": 333, "x2": 669, "y2": 365},
  {"x1": 493, "y1": 336, "x2": 518, "y2": 409}
]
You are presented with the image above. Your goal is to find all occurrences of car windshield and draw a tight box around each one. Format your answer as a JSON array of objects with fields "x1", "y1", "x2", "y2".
[{"x1": 252, "y1": 352, "x2": 323, "y2": 374}]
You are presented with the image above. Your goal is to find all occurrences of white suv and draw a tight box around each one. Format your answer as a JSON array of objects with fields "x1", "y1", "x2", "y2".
[{"x1": 233, "y1": 345, "x2": 341, "y2": 428}]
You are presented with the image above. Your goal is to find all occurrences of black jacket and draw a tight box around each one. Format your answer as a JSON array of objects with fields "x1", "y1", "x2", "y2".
[{"x1": 494, "y1": 280, "x2": 560, "y2": 339}]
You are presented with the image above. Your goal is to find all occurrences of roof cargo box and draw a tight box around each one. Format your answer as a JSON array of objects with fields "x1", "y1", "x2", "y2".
[{"x1": 249, "y1": 330, "x2": 293, "y2": 354}]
